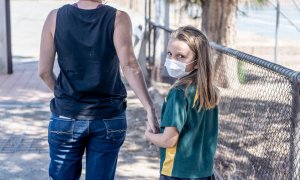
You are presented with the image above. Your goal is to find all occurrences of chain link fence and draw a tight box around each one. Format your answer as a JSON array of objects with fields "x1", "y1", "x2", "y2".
[
  {"x1": 144, "y1": 20, "x2": 300, "y2": 179},
  {"x1": 211, "y1": 43, "x2": 300, "y2": 179}
]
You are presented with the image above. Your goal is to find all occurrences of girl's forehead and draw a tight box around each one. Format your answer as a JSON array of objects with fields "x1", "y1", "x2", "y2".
[{"x1": 168, "y1": 39, "x2": 191, "y2": 52}]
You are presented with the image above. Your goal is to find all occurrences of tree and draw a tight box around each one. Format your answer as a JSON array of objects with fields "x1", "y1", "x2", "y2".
[
  {"x1": 201, "y1": 0, "x2": 237, "y2": 47},
  {"x1": 201, "y1": 0, "x2": 238, "y2": 88},
  {"x1": 183, "y1": 0, "x2": 267, "y2": 88}
]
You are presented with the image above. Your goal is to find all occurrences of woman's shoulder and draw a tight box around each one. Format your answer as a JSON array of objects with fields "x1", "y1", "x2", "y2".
[
  {"x1": 56, "y1": 4, "x2": 70, "y2": 12},
  {"x1": 49, "y1": 9, "x2": 58, "y2": 17},
  {"x1": 115, "y1": 9, "x2": 130, "y2": 21},
  {"x1": 43, "y1": 8, "x2": 58, "y2": 36}
]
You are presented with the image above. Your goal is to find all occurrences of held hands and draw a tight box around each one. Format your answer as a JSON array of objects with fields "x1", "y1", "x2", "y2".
[
  {"x1": 145, "y1": 121, "x2": 152, "y2": 133},
  {"x1": 146, "y1": 108, "x2": 160, "y2": 134},
  {"x1": 145, "y1": 121, "x2": 156, "y2": 147},
  {"x1": 144, "y1": 121, "x2": 153, "y2": 143}
]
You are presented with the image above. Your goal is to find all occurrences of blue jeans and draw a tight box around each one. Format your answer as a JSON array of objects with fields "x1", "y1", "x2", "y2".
[{"x1": 48, "y1": 112, "x2": 127, "y2": 180}]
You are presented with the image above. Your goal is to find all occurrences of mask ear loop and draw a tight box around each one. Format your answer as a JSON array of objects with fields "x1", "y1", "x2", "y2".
[
  {"x1": 186, "y1": 60, "x2": 197, "y2": 65},
  {"x1": 185, "y1": 60, "x2": 198, "y2": 73}
]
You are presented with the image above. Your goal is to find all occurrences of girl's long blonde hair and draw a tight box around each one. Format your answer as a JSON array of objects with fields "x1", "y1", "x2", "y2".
[{"x1": 171, "y1": 26, "x2": 219, "y2": 110}]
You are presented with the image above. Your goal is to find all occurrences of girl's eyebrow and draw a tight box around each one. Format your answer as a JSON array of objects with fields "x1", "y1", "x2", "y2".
[
  {"x1": 167, "y1": 49, "x2": 185, "y2": 53},
  {"x1": 174, "y1": 51, "x2": 187, "y2": 55},
  {"x1": 166, "y1": 50, "x2": 187, "y2": 56}
]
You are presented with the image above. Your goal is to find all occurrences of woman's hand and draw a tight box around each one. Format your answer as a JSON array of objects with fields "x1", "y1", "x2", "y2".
[
  {"x1": 145, "y1": 121, "x2": 152, "y2": 133},
  {"x1": 145, "y1": 121, "x2": 154, "y2": 142},
  {"x1": 146, "y1": 108, "x2": 160, "y2": 134}
]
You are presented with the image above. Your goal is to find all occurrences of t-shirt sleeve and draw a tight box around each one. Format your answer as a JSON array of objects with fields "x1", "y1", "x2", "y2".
[{"x1": 160, "y1": 88, "x2": 187, "y2": 133}]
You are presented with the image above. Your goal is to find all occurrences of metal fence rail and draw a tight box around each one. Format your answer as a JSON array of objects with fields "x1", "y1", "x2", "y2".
[
  {"x1": 211, "y1": 44, "x2": 300, "y2": 179},
  {"x1": 144, "y1": 20, "x2": 300, "y2": 179}
]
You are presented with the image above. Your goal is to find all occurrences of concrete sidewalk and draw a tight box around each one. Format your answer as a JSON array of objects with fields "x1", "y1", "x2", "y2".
[{"x1": 0, "y1": 59, "x2": 54, "y2": 179}]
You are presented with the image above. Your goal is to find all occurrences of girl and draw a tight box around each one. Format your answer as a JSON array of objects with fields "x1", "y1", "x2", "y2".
[{"x1": 145, "y1": 26, "x2": 219, "y2": 180}]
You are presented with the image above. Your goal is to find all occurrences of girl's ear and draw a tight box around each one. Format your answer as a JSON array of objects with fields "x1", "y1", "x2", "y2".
[{"x1": 194, "y1": 60, "x2": 198, "y2": 69}]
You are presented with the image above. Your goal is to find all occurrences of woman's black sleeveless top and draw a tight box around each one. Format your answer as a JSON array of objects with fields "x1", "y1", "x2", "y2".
[{"x1": 51, "y1": 4, "x2": 127, "y2": 120}]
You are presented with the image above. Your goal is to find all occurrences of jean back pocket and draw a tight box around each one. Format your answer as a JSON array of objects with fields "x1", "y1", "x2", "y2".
[
  {"x1": 48, "y1": 114, "x2": 75, "y2": 144},
  {"x1": 103, "y1": 112, "x2": 127, "y2": 142}
]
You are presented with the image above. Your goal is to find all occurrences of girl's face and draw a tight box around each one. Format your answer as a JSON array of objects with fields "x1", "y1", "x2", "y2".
[{"x1": 167, "y1": 39, "x2": 197, "y2": 72}]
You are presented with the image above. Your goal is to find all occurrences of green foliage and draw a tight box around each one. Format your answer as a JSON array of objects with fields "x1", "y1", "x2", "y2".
[
  {"x1": 168, "y1": 0, "x2": 268, "y2": 6},
  {"x1": 242, "y1": 0, "x2": 269, "y2": 8},
  {"x1": 237, "y1": 61, "x2": 246, "y2": 84},
  {"x1": 168, "y1": 0, "x2": 202, "y2": 4},
  {"x1": 255, "y1": 0, "x2": 268, "y2": 4}
]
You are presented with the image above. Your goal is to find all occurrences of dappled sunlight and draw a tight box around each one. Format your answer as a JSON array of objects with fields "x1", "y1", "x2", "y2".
[
  {"x1": 127, "y1": 99, "x2": 144, "y2": 108},
  {"x1": 0, "y1": 155, "x2": 7, "y2": 161},
  {"x1": 0, "y1": 162, "x2": 23, "y2": 173},
  {"x1": 21, "y1": 153, "x2": 44, "y2": 161},
  {"x1": 117, "y1": 155, "x2": 160, "y2": 179},
  {"x1": 0, "y1": 89, "x2": 52, "y2": 104},
  {"x1": 0, "y1": 60, "x2": 53, "y2": 105},
  {"x1": 0, "y1": 153, "x2": 49, "y2": 179}
]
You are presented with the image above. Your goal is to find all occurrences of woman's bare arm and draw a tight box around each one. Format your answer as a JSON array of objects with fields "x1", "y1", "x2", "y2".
[
  {"x1": 113, "y1": 10, "x2": 159, "y2": 133},
  {"x1": 39, "y1": 9, "x2": 57, "y2": 92}
]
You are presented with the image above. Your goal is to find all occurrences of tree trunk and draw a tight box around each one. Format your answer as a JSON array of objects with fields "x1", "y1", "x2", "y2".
[
  {"x1": 201, "y1": 0, "x2": 239, "y2": 88},
  {"x1": 154, "y1": 0, "x2": 169, "y2": 82}
]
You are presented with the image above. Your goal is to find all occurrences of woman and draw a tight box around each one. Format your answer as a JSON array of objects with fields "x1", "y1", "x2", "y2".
[{"x1": 39, "y1": 0, "x2": 159, "y2": 179}]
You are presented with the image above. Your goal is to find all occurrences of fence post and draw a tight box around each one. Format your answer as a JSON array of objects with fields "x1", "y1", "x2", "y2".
[
  {"x1": 0, "y1": 0, "x2": 12, "y2": 74},
  {"x1": 295, "y1": 81, "x2": 300, "y2": 179},
  {"x1": 274, "y1": 0, "x2": 280, "y2": 63},
  {"x1": 291, "y1": 76, "x2": 300, "y2": 179},
  {"x1": 157, "y1": 0, "x2": 169, "y2": 81},
  {"x1": 163, "y1": 0, "x2": 169, "y2": 54},
  {"x1": 153, "y1": 0, "x2": 168, "y2": 82}
]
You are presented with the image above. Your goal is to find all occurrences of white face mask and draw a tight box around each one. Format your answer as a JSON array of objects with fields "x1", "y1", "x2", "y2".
[{"x1": 164, "y1": 58, "x2": 195, "y2": 78}]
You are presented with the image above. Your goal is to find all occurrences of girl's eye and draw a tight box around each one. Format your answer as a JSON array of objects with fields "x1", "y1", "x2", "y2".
[
  {"x1": 178, "y1": 54, "x2": 185, "y2": 59},
  {"x1": 167, "y1": 52, "x2": 172, "y2": 57}
]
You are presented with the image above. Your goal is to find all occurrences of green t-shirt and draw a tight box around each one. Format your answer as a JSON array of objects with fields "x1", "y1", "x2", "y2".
[{"x1": 160, "y1": 85, "x2": 218, "y2": 178}]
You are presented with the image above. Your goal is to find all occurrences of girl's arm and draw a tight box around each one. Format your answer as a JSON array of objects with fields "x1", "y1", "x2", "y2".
[{"x1": 145, "y1": 122, "x2": 179, "y2": 148}]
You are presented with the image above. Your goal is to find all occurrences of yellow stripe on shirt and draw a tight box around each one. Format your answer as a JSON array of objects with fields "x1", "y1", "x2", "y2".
[
  {"x1": 161, "y1": 145, "x2": 177, "y2": 176},
  {"x1": 193, "y1": 88, "x2": 198, "y2": 108}
]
